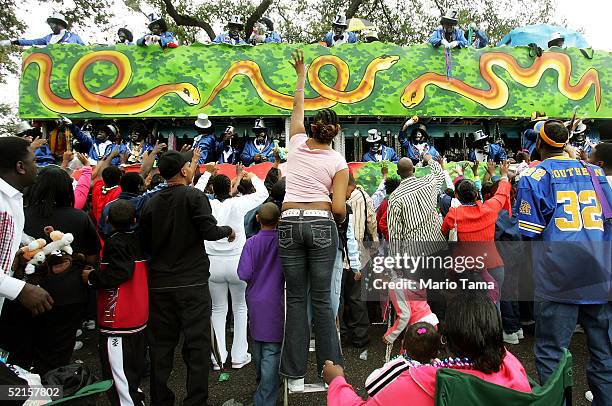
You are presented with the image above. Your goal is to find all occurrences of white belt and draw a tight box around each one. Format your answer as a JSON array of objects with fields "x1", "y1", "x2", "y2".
[{"x1": 281, "y1": 209, "x2": 333, "y2": 219}]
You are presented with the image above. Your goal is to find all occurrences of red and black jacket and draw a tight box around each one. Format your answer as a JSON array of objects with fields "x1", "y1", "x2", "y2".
[{"x1": 90, "y1": 230, "x2": 148, "y2": 335}]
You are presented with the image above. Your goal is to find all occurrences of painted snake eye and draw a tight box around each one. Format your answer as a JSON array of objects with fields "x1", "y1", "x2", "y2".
[
  {"x1": 411, "y1": 91, "x2": 417, "y2": 100},
  {"x1": 183, "y1": 88, "x2": 191, "y2": 97}
]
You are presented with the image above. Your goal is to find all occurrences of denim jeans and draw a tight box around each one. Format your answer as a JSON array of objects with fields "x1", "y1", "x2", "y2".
[
  {"x1": 534, "y1": 301, "x2": 612, "y2": 406},
  {"x1": 278, "y1": 216, "x2": 344, "y2": 378},
  {"x1": 252, "y1": 341, "x2": 281, "y2": 406},
  {"x1": 488, "y1": 266, "x2": 505, "y2": 311},
  {"x1": 501, "y1": 300, "x2": 521, "y2": 333},
  {"x1": 307, "y1": 249, "x2": 343, "y2": 322}
]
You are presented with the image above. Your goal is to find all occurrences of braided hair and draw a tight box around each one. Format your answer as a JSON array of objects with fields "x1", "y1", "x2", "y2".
[
  {"x1": 212, "y1": 174, "x2": 232, "y2": 201},
  {"x1": 311, "y1": 108, "x2": 339, "y2": 144}
]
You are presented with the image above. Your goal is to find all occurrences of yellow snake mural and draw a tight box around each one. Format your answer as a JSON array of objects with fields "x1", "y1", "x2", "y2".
[
  {"x1": 23, "y1": 50, "x2": 200, "y2": 115},
  {"x1": 401, "y1": 51, "x2": 601, "y2": 111},
  {"x1": 202, "y1": 55, "x2": 400, "y2": 110}
]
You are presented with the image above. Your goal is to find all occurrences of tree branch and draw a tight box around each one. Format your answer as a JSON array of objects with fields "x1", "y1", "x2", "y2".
[
  {"x1": 245, "y1": 0, "x2": 273, "y2": 39},
  {"x1": 161, "y1": 0, "x2": 216, "y2": 40},
  {"x1": 346, "y1": 0, "x2": 365, "y2": 18}
]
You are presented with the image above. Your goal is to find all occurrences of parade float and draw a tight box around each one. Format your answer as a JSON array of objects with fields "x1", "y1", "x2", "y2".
[{"x1": 18, "y1": 42, "x2": 612, "y2": 192}]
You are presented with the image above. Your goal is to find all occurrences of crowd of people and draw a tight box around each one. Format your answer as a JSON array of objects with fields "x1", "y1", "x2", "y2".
[
  {"x1": 0, "y1": 8, "x2": 571, "y2": 50},
  {"x1": 0, "y1": 47, "x2": 610, "y2": 406}
]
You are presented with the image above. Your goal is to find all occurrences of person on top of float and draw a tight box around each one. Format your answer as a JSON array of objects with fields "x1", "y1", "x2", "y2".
[
  {"x1": 136, "y1": 13, "x2": 178, "y2": 48},
  {"x1": 361, "y1": 29, "x2": 380, "y2": 43},
  {"x1": 0, "y1": 13, "x2": 85, "y2": 46},
  {"x1": 15, "y1": 121, "x2": 55, "y2": 167},
  {"x1": 428, "y1": 10, "x2": 468, "y2": 49},
  {"x1": 241, "y1": 119, "x2": 275, "y2": 166},
  {"x1": 468, "y1": 130, "x2": 507, "y2": 163},
  {"x1": 214, "y1": 15, "x2": 248, "y2": 45},
  {"x1": 117, "y1": 28, "x2": 134, "y2": 45},
  {"x1": 323, "y1": 14, "x2": 357, "y2": 47},
  {"x1": 249, "y1": 17, "x2": 282, "y2": 44},
  {"x1": 399, "y1": 118, "x2": 440, "y2": 165},
  {"x1": 215, "y1": 125, "x2": 241, "y2": 164},
  {"x1": 125, "y1": 123, "x2": 149, "y2": 164},
  {"x1": 192, "y1": 114, "x2": 218, "y2": 165},
  {"x1": 567, "y1": 119, "x2": 597, "y2": 158},
  {"x1": 362, "y1": 129, "x2": 399, "y2": 163},
  {"x1": 547, "y1": 32, "x2": 565, "y2": 48},
  {"x1": 467, "y1": 22, "x2": 488, "y2": 48}
]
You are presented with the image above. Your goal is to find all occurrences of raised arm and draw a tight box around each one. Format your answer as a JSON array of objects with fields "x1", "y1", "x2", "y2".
[
  {"x1": 289, "y1": 50, "x2": 306, "y2": 138},
  {"x1": 140, "y1": 141, "x2": 166, "y2": 179},
  {"x1": 92, "y1": 147, "x2": 119, "y2": 181}
]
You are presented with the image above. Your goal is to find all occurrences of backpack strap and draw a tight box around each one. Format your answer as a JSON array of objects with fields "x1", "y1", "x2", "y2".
[{"x1": 580, "y1": 160, "x2": 612, "y2": 220}]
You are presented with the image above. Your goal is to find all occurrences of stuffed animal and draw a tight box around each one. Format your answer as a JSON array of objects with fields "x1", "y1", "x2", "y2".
[
  {"x1": 20, "y1": 239, "x2": 47, "y2": 266},
  {"x1": 43, "y1": 230, "x2": 74, "y2": 256}
]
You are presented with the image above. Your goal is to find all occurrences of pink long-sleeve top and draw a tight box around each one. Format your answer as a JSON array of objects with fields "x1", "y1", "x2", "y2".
[
  {"x1": 327, "y1": 351, "x2": 531, "y2": 406},
  {"x1": 73, "y1": 166, "x2": 92, "y2": 210}
]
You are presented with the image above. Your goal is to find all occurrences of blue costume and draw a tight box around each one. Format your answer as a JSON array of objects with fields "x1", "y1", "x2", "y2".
[
  {"x1": 213, "y1": 33, "x2": 247, "y2": 45},
  {"x1": 428, "y1": 27, "x2": 468, "y2": 48},
  {"x1": 521, "y1": 129, "x2": 538, "y2": 158},
  {"x1": 468, "y1": 143, "x2": 507, "y2": 163},
  {"x1": 398, "y1": 130, "x2": 440, "y2": 164},
  {"x1": 241, "y1": 140, "x2": 275, "y2": 166},
  {"x1": 34, "y1": 145, "x2": 56, "y2": 166},
  {"x1": 16, "y1": 31, "x2": 85, "y2": 46},
  {"x1": 215, "y1": 141, "x2": 241, "y2": 164},
  {"x1": 323, "y1": 31, "x2": 357, "y2": 47},
  {"x1": 192, "y1": 134, "x2": 218, "y2": 165},
  {"x1": 136, "y1": 32, "x2": 177, "y2": 48},
  {"x1": 71, "y1": 125, "x2": 128, "y2": 165},
  {"x1": 362, "y1": 146, "x2": 399, "y2": 163},
  {"x1": 472, "y1": 30, "x2": 488, "y2": 48}
]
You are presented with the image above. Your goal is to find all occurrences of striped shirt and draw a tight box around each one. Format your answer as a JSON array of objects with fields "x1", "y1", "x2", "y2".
[
  {"x1": 388, "y1": 161, "x2": 446, "y2": 256},
  {"x1": 0, "y1": 178, "x2": 26, "y2": 314}
]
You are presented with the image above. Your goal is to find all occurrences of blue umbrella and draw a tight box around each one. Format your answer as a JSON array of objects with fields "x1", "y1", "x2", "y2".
[{"x1": 496, "y1": 23, "x2": 590, "y2": 49}]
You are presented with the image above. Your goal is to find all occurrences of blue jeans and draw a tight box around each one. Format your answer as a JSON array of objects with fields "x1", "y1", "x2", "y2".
[
  {"x1": 488, "y1": 266, "x2": 504, "y2": 311},
  {"x1": 252, "y1": 341, "x2": 281, "y2": 406},
  {"x1": 278, "y1": 215, "x2": 344, "y2": 378},
  {"x1": 534, "y1": 301, "x2": 612, "y2": 406}
]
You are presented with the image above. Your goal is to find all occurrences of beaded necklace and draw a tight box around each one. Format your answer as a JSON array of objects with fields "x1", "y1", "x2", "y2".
[{"x1": 399, "y1": 354, "x2": 475, "y2": 370}]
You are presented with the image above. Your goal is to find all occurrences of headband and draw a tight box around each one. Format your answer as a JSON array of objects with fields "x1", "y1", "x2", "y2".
[{"x1": 538, "y1": 122, "x2": 568, "y2": 148}]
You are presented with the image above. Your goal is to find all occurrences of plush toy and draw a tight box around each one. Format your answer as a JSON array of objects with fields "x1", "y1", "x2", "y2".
[
  {"x1": 20, "y1": 239, "x2": 48, "y2": 266},
  {"x1": 43, "y1": 228, "x2": 74, "y2": 256}
]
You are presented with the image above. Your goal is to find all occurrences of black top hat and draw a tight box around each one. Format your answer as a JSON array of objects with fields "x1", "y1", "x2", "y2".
[
  {"x1": 411, "y1": 124, "x2": 430, "y2": 140},
  {"x1": 147, "y1": 13, "x2": 168, "y2": 32},
  {"x1": 117, "y1": 28, "x2": 133, "y2": 43}
]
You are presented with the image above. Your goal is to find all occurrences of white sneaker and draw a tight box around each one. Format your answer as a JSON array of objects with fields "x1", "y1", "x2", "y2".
[
  {"x1": 516, "y1": 328, "x2": 524, "y2": 340},
  {"x1": 75, "y1": 329, "x2": 83, "y2": 338},
  {"x1": 73, "y1": 341, "x2": 83, "y2": 351},
  {"x1": 82, "y1": 320, "x2": 95, "y2": 330},
  {"x1": 585, "y1": 391, "x2": 593, "y2": 402},
  {"x1": 503, "y1": 332, "x2": 519, "y2": 345},
  {"x1": 288, "y1": 378, "x2": 305, "y2": 393},
  {"x1": 232, "y1": 353, "x2": 251, "y2": 369}
]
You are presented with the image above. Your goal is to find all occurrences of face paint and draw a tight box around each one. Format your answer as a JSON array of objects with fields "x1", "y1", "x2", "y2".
[
  {"x1": 130, "y1": 131, "x2": 140, "y2": 142},
  {"x1": 151, "y1": 23, "x2": 161, "y2": 35},
  {"x1": 96, "y1": 130, "x2": 109, "y2": 142},
  {"x1": 119, "y1": 33, "x2": 127, "y2": 43},
  {"x1": 333, "y1": 25, "x2": 344, "y2": 36},
  {"x1": 370, "y1": 143, "x2": 381, "y2": 153},
  {"x1": 256, "y1": 132, "x2": 266, "y2": 143},
  {"x1": 229, "y1": 25, "x2": 241, "y2": 39},
  {"x1": 414, "y1": 131, "x2": 424, "y2": 142}
]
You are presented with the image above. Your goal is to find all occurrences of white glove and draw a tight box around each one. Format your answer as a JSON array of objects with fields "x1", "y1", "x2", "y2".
[
  {"x1": 59, "y1": 116, "x2": 72, "y2": 126},
  {"x1": 151, "y1": 35, "x2": 161, "y2": 42},
  {"x1": 0, "y1": 39, "x2": 11, "y2": 46},
  {"x1": 449, "y1": 41, "x2": 459, "y2": 48},
  {"x1": 441, "y1": 38, "x2": 450, "y2": 48}
]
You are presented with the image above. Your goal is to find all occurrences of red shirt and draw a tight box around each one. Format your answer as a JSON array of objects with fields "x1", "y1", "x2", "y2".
[
  {"x1": 91, "y1": 179, "x2": 121, "y2": 226},
  {"x1": 441, "y1": 180, "x2": 511, "y2": 269},
  {"x1": 376, "y1": 199, "x2": 389, "y2": 241}
]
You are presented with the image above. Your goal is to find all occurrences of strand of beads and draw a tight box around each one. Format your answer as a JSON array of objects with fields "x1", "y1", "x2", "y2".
[{"x1": 430, "y1": 357, "x2": 474, "y2": 370}]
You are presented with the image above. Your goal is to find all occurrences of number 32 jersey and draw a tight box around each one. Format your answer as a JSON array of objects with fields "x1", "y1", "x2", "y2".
[{"x1": 516, "y1": 156, "x2": 611, "y2": 304}]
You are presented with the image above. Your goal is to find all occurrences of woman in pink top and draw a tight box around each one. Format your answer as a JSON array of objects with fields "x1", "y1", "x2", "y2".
[
  {"x1": 278, "y1": 51, "x2": 349, "y2": 389},
  {"x1": 324, "y1": 293, "x2": 531, "y2": 405}
]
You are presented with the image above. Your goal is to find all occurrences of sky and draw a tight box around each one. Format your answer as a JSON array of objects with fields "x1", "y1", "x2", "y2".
[{"x1": 1, "y1": 0, "x2": 611, "y2": 109}]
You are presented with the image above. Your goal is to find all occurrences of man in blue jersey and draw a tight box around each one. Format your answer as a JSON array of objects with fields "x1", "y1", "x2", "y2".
[{"x1": 515, "y1": 120, "x2": 611, "y2": 405}]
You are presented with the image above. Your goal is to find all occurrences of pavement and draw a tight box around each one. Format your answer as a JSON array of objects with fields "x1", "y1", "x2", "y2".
[{"x1": 74, "y1": 323, "x2": 592, "y2": 406}]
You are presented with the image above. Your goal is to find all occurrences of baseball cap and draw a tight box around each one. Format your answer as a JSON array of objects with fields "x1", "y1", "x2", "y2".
[{"x1": 157, "y1": 150, "x2": 194, "y2": 180}]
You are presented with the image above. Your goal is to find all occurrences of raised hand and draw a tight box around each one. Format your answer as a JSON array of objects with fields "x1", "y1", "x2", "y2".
[
  {"x1": 235, "y1": 163, "x2": 244, "y2": 177},
  {"x1": 192, "y1": 147, "x2": 202, "y2": 164},
  {"x1": 204, "y1": 162, "x2": 218, "y2": 174},
  {"x1": 381, "y1": 162, "x2": 388, "y2": 178},
  {"x1": 29, "y1": 136, "x2": 47, "y2": 151},
  {"x1": 153, "y1": 141, "x2": 167, "y2": 155},
  {"x1": 180, "y1": 143, "x2": 192, "y2": 153},
  {"x1": 77, "y1": 153, "x2": 90, "y2": 166},
  {"x1": 486, "y1": 160, "x2": 496, "y2": 175},
  {"x1": 500, "y1": 160, "x2": 510, "y2": 178},
  {"x1": 471, "y1": 160, "x2": 480, "y2": 176},
  {"x1": 289, "y1": 49, "x2": 305, "y2": 77}
]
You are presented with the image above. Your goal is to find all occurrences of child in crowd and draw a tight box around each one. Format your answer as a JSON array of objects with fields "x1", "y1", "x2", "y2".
[
  {"x1": 383, "y1": 287, "x2": 439, "y2": 345},
  {"x1": 366, "y1": 322, "x2": 440, "y2": 397},
  {"x1": 82, "y1": 200, "x2": 148, "y2": 406},
  {"x1": 237, "y1": 203, "x2": 284, "y2": 406}
]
